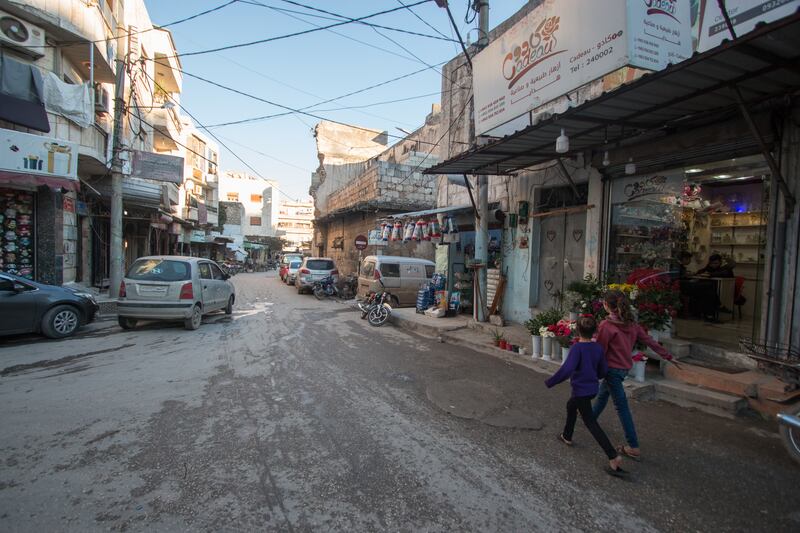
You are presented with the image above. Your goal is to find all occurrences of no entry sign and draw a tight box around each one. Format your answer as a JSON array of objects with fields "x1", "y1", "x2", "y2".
[{"x1": 354, "y1": 234, "x2": 368, "y2": 250}]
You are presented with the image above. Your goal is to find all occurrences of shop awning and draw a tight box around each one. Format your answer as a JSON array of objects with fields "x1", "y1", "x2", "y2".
[
  {"x1": 385, "y1": 205, "x2": 473, "y2": 219},
  {"x1": 425, "y1": 13, "x2": 800, "y2": 177}
]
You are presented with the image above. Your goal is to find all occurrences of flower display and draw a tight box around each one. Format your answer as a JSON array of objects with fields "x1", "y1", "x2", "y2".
[
  {"x1": 632, "y1": 352, "x2": 648, "y2": 362},
  {"x1": 634, "y1": 279, "x2": 681, "y2": 332},
  {"x1": 539, "y1": 326, "x2": 555, "y2": 338},
  {"x1": 549, "y1": 319, "x2": 576, "y2": 348}
]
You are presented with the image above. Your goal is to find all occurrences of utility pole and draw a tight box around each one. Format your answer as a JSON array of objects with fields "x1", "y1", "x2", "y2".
[
  {"x1": 109, "y1": 60, "x2": 126, "y2": 297},
  {"x1": 474, "y1": 0, "x2": 490, "y2": 321}
]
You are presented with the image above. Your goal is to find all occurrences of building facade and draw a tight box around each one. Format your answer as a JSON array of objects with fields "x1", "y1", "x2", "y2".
[
  {"x1": 277, "y1": 199, "x2": 313, "y2": 252},
  {"x1": 310, "y1": 107, "x2": 441, "y2": 275}
]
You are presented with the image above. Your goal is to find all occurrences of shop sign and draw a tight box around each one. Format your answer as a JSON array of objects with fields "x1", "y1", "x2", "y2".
[
  {"x1": 368, "y1": 229, "x2": 386, "y2": 246},
  {"x1": 472, "y1": 0, "x2": 692, "y2": 135},
  {"x1": 130, "y1": 150, "x2": 184, "y2": 184},
  {"x1": 190, "y1": 229, "x2": 206, "y2": 243},
  {"x1": 697, "y1": 0, "x2": 799, "y2": 52},
  {"x1": 611, "y1": 171, "x2": 684, "y2": 204},
  {"x1": 0, "y1": 129, "x2": 78, "y2": 179}
]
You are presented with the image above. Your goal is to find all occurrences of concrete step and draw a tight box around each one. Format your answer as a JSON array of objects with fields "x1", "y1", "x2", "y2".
[{"x1": 652, "y1": 380, "x2": 748, "y2": 419}]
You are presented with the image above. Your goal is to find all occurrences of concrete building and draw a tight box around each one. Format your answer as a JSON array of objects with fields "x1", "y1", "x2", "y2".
[
  {"x1": 428, "y1": 1, "x2": 800, "y2": 356},
  {"x1": 219, "y1": 171, "x2": 280, "y2": 238},
  {"x1": 277, "y1": 199, "x2": 313, "y2": 252},
  {"x1": 0, "y1": 0, "x2": 186, "y2": 286},
  {"x1": 310, "y1": 107, "x2": 441, "y2": 275}
]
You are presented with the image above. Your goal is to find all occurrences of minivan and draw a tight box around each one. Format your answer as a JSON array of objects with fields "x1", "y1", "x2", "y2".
[{"x1": 358, "y1": 256, "x2": 435, "y2": 307}]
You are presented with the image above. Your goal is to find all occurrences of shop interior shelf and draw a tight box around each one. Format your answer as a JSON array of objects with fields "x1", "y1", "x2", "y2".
[
  {"x1": 711, "y1": 224, "x2": 766, "y2": 228},
  {"x1": 616, "y1": 233, "x2": 651, "y2": 239},
  {"x1": 711, "y1": 242, "x2": 764, "y2": 246}
]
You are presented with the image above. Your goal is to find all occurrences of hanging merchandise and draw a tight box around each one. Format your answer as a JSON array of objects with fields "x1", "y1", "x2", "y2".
[
  {"x1": 403, "y1": 221, "x2": 414, "y2": 242},
  {"x1": 421, "y1": 219, "x2": 431, "y2": 241},
  {"x1": 429, "y1": 217, "x2": 441, "y2": 238},
  {"x1": 391, "y1": 221, "x2": 402, "y2": 241},
  {"x1": 412, "y1": 219, "x2": 424, "y2": 242},
  {"x1": 0, "y1": 188, "x2": 35, "y2": 280},
  {"x1": 441, "y1": 215, "x2": 450, "y2": 234},
  {"x1": 448, "y1": 215, "x2": 459, "y2": 234},
  {"x1": 380, "y1": 222, "x2": 390, "y2": 241}
]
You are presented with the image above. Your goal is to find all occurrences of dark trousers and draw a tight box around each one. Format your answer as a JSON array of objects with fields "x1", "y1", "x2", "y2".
[{"x1": 563, "y1": 395, "x2": 618, "y2": 460}]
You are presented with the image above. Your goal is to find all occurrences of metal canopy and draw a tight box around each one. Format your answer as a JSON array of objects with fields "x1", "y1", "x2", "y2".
[{"x1": 425, "y1": 13, "x2": 800, "y2": 177}]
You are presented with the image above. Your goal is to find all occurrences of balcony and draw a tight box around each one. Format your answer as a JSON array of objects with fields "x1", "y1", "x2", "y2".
[
  {"x1": 183, "y1": 207, "x2": 198, "y2": 221},
  {"x1": 151, "y1": 29, "x2": 183, "y2": 93},
  {"x1": 150, "y1": 95, "x2": 182, "y2": 151}
]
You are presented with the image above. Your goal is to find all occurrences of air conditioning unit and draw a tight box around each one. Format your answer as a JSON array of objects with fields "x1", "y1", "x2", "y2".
[
  {"x1": 0, "y1": 11, "x2": 45, "y2": 59},
  {"x1": 94, "y1": 85, "x2": 110, "y2": 114}
]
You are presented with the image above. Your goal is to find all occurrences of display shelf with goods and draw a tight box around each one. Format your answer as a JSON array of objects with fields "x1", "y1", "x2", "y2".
[
  {"x1": 709, "y1": 211, "x2": 768, "y2": 266},
  {"x1": 608, "y1": 200, "x2": 685, "y2": 283},
  {"x1": 1, "y1": 188, "x2": 36, "y2": 280}
]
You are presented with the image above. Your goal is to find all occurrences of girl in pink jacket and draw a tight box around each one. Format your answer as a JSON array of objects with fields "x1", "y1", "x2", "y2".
[{"x1": 592, "y1": 290, "x2": 674, "y2": 460}]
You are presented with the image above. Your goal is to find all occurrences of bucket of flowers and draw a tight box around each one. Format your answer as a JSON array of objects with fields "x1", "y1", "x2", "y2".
[
  {"x1": 548, "y1": 319, "x2": 576, "y2": 362},
  {"x1": 566, "y1": 275, "x2": 605, "y2": 320},
  {"x1": 534, "y1": 308, "x2": 564, "y2": 361},
  {"x1": 635, "y1": 278, "x2": 680, "y2": 340},
  {"x1": 632, "y1": 351, "x2": 648, "y2": 383}
]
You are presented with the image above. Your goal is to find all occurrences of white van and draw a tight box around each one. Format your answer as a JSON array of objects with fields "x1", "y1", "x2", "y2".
[{"x1": 358, "y1": 255, "x2": 435, "y2": 307}]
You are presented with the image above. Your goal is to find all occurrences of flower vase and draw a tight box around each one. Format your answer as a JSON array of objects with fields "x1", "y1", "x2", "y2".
[
  {"x1": 551, "y1": 340, "x2": 561, "y2": 361},
  {"x1": 650, "y1": 330, "x2": 660, "y2": 343},
  {"x1": 633, "y1": 360, "x2": 647, "y2": 383},
  {"x1": 541, "y1": 337, "x2": 552, "y2": 361},
  {"x1": 531, "y1": 335, "x2": 542, "y2": 359},
  {"x1": 561, "y1": 346, "x2": 570, "y2": 363},
  {"x1": 569, "y1": 312, "x2": 578, "y2": 321}
]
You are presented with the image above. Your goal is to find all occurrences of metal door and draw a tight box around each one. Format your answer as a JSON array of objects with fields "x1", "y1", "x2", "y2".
[{"x1": 537, "y1": 211, "x2": 586, "y2": 311}]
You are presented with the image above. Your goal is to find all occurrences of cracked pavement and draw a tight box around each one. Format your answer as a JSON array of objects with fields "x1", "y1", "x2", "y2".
[{"x1": 1, "y1": 272, "x2": 799, "y2": 531}]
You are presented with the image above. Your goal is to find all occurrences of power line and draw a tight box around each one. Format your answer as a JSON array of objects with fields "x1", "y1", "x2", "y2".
[
  {"x1": 162, "y1": 0, "x2": 431, "y2": 59},
  {"x1": 396, "y1": 0, "x2": 452, "y2": 40},
  {"x1": 273, "y1": 0, "x2": 456, "y2": 42},
  {"x1": 25, "y1": 0, "x2": 241, "y2": 48},
  {"x1": 205, "y1": 91, "x2": 440, "y2": 129}
]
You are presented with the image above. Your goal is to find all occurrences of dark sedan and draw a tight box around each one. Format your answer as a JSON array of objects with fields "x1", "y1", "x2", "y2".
[{"x1": 0, "y1": 273, "x2": 99, "y2": 339}]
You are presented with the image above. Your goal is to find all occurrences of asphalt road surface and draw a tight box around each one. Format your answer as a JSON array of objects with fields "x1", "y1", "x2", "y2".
[{"x1": 1, "y1": 272, "x2": 798, "y2": 532}]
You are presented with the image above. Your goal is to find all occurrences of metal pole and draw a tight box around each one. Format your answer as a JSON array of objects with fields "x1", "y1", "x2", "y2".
[
  {"x1": 473, "y1": 0, "x2": 490, "y2": 321},
  {"x1": 109, "y1": 60, "x2": 126, "y2": 297}
]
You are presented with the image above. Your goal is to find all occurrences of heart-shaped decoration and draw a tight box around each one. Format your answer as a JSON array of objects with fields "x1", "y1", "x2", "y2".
[
  {"x1": 546, "y1": 230, "x2": 557, "y2": 242},
  {"x1": 573, "y1": 229, "x2": 583, "y2": 242},
  {"x1": 544, "y1": 279, "x2": 554, "y2": 292}
]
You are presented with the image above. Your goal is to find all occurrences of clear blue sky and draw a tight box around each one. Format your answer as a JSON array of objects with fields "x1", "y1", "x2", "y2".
[{"x1": 143, "y1": 0, "x2": 526, "y2": 202}]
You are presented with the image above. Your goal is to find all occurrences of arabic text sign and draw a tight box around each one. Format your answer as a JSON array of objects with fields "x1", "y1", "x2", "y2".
[{"x1": 698, "y1": 0, "x2": 799, "y2": 52}]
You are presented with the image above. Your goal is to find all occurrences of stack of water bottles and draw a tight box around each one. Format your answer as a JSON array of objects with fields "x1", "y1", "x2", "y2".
[{"x1": 416, "y1": 273, "x2": 446, "y2": 314}]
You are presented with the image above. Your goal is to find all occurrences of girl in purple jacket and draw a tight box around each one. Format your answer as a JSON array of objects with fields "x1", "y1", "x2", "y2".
[{"x1": 546, "y1": 316, "x2": 627, "y2": 477}]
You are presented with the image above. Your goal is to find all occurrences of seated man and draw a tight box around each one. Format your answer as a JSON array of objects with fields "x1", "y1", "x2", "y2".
[
  {"x1": 695, "y1": 253, "x2": 735, "y2": 278},
  {"x1": 686, "y1": 254, "x2": 736, "y2": 321}
]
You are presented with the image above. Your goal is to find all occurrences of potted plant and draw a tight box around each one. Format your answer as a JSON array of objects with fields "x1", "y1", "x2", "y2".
[
  {"x1": 632, "y1": 352, "x2": 648, "y2": 383},
  {"x1": 634, "y1": 279, "x2": 680, "y2": 339},
  {"x1": 491, "y1": 329, "x2": 503, "y2": 346},
  {"x1": 525, "y1": 314, "x2": 547, "y2": 359},
  {"x1": 535, "y1": 308, "x2": 563, "y2": 361},
  {"x1": 566, "y1": 275, "x2": 605, "y2": 320},
  {"x1": 548, "y1": 319, "x2": 576, "y2": 361},
  {"x1": 498, "y1": 338, "x2": 507, "y2": 350}
]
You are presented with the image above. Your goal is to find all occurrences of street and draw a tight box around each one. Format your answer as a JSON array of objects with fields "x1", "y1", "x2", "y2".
[{"x1": 1, "y1": 273, "x2": 798, "y2": 532}]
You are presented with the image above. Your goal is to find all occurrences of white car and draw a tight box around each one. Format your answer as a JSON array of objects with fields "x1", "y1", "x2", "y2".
[
  {"x1": 117, "y1": 256, "x2": 235, "y2": 330},
  {"x1": 294, "y1": 257, "x2": 338, "y2": 294}
]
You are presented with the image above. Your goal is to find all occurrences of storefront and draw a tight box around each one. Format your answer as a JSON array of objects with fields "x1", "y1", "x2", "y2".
[
  {"x1": 1, "y1": 130, "x2": 79, "y2": 284},
  {"x1": 605, "y1": 155, "x2": 771, "y2": 347}
]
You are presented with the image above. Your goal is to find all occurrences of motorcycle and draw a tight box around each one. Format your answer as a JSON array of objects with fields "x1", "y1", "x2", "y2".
[
  {"x1": 312, "y1": 275, "x2": 352, "y2": 300},
  {"x1": 356, "y1": 279, "x2": 392, "y2": 326}
]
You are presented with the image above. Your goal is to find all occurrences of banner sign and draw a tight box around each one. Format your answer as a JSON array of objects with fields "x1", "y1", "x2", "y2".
[
  {"x1": 130, "y1": 150, "x2": 184, "y2": 184},
  {"x1": 697, "y1": 0, "x2": 799, "y2": 52},
  {"x1": 0, "y1": 129, "x2": 78, "y2": 179},
  {"x1": 472, "y1": 0, "x2": 692, "y2": 135}
]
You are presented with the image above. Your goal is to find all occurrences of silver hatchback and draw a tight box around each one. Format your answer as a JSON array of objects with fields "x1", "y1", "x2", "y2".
[
  {"x1": 294, "y1": 257, "x2": 338, "y2": 294},
  {"x1": 116, "y1": 256, "x2": 235, "y2": 330}
]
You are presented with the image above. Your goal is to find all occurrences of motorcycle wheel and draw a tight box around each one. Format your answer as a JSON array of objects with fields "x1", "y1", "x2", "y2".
[
  {"x1": 313, "y1": 286, "x2": 326, "y2": 300},
  {"x1": 779, "y1": 406, "x2": 800, "y2": 466},
  {"x1": 367, "y1": 305, "x2": 390, "y2": 327}
]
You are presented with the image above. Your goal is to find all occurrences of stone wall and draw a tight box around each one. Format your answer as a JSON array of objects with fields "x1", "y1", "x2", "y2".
[{"x1": 316, "y1": 211, "x2": 435, "y2": 276}]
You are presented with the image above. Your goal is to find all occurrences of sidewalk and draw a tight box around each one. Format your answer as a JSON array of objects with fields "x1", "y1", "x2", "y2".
[
  {"x1": 389, "y1": 308, "x2": 797, "y2": 420},
  {"x1": 63, "y1": 282, "x2": 118, "y2": 316}
]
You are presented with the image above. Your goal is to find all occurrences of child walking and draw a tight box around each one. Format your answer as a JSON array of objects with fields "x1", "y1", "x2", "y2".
[
  {"x1": 592, "y1": 290, "x2": 674, "y2": 461},
  {"x1": 545, "y1": 316, "x2": 627, "y2": 477}
]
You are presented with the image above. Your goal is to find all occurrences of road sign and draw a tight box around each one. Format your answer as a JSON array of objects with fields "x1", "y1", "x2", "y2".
[{"x1": 354, "y1": 234, "x2": 368, "y2": 250}]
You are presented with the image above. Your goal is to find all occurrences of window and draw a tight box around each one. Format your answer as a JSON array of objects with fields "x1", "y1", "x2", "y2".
[
  {"x1": 250, "y1": 217, "x2": 262, "y2": 226},
  {"x1": 126, "y1": 259, "x2": 191, "y2": 281},
  {"x1": 380, "y1": 263, "x2": 400, "y2": 278},
  {"x1": 207, "y1": 149, "x2": 218, "y2": 175},
  {"x1": 199, "y1": 263, "x2": 213, "y2": 280},
  {"x1": 187, "y1": 135, "x2": 207, "y2": 170},
  {"x1": 425, "y1": 265, "x2": 435, "y2": 278},
  {"x1": 251, "y1": 194, "x2": 262, "y2": 203},
  {"x1": 210, "y1": 263, "x2": 226, "y2": 280},
  {"x1": 226, "y1": 192, "x2": 239, "y2": 202},
  {"x1": 306, "y1": 259, "x2": 334, "y2": 270},
  {"x1": 361, "y1": 262, "x2": 375, "y2": 278}
]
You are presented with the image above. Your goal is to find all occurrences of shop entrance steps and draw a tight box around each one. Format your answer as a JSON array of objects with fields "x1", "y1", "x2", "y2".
[{"x1": 651, "y1": 380, "x2": 749, "y2": 419}]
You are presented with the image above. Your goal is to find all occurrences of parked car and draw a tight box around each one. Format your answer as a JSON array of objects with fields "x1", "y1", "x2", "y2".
[
  {"x1": 358, "y1": 255, "x2": 435, "y2": 307},
  {"x1": 116, "y1": 256, "x2": 235, "y2": 331},
  {"x1": 0, "y1": 272, "x2": 98, "y2": 339},
  {"x1": 284, "y1": 258, "x2": 303, "y2": 285},
  {"x1": 279, "y1": 253, "x2": 303, "y2": 282},
  {"x1": 295, "y1": 257, "x2": 338, "y2": 294}
]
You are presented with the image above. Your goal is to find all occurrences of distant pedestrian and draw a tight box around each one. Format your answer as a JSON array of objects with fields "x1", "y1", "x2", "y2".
[
  {"x1": 545, "y1": 315, "x2": 627, "y2": 477},
  {"x1": 592, "y1": 290, "x2": 674, "y2": 461}
]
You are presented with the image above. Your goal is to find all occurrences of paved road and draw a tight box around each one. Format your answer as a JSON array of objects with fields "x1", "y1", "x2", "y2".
[{"x1": 1, "y1": 272, "x2": 798, "y2": 532}]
